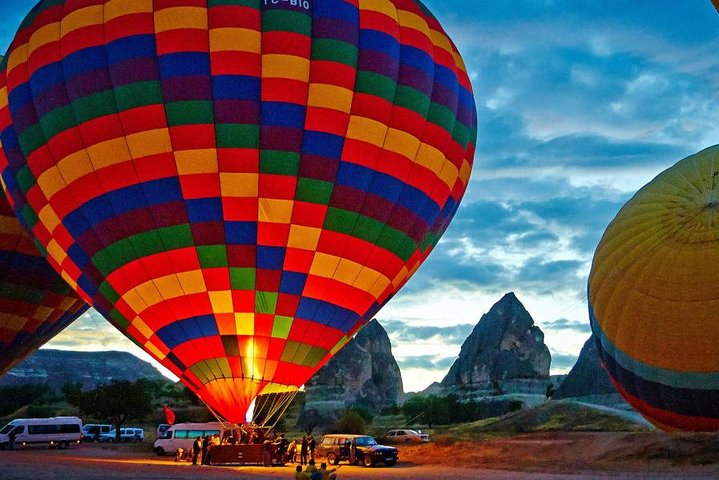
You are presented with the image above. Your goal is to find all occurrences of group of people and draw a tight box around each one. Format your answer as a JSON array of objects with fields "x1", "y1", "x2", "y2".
[
  {"x1": 286, "y1": 434, "x2": 316, "y2": 465},
  {"x1": 190, "y1": 433, "x2": 221, "y2": 466},
  {"x1": 186, "y1": 426, "x2": 332, "y2": 471},
  {"x1": 189, "y1": 423, "x2": 286, "y2": 466},
  {"x1": 293, "y1": 460, "x2": 337, "y2": 480}
]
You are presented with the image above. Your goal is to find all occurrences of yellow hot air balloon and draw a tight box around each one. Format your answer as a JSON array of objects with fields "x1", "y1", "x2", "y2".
[{"x1": 589, "y1": 145, "x2": 719, "y2": 431}]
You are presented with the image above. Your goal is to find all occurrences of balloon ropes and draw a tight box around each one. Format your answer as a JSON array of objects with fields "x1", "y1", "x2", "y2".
[
  {"x1": 0, "y1": 188, "x2": 88, "y2": 375},
  {"x1": 589, "y1": 145, "x2": 719, "y2": 431},
  {"x1": 0, "y1": 0, "x2": 477, "y2": 424}
]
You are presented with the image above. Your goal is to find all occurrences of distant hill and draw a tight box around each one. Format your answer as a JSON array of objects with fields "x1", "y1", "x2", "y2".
[
  {"x1": 445, "y1": 399, "x2": 651, "y2": 436},
  {"x1": 0, "y1": 349, "x2": 170, "y2": 390}
]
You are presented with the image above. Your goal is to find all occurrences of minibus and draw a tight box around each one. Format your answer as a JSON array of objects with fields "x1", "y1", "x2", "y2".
[
  {"x1": 0, "y1": 417, "x2": 82, "y2": 449},
  {"x1": 153, "y1": 422, "x2": 221, "y2": 456}
]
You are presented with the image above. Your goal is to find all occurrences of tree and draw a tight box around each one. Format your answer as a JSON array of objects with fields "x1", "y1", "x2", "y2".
[
  {"x1": 333, "y1": 409, "x2": 366, "y2": 434},
  {"x1": 0, "y1": 384, "x2": 49, "y2": 417},
  {"x1": 66, "y1": 380, "x2": 153, "y2": 441}
]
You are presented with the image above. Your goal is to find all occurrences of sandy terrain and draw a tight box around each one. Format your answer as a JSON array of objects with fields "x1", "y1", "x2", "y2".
[
  {"x1": 399, "y1": 431, "x2": 719, "y2": 475},
  {"x1": 1, "y1": 433, "x2": 719, "y2": 480}
]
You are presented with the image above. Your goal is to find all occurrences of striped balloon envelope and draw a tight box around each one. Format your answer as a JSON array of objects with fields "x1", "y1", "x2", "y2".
[
  {"x1": 0, "y1": 188, "x2": 88, "y2": 376},
  {"x1": 589, "y1": 146, "x2": 719, "y2": 431},
  {"x1": 0, "y1": 0, "x2": 476, "y2": 423}
]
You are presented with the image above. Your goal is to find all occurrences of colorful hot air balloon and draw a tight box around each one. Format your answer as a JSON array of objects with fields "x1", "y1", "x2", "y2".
[
  {"x1": 0, "y1": 0, "x2": 476, "y2": 423},
  {"x1": 589, "y1": 145, "x2": 719, "y2": 431},
  {"x1": 0, "y1": 188, "x2": 88, "y2": 376}
]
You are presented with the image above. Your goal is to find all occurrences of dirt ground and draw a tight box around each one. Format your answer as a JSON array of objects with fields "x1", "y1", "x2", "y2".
[
  {"x1": 399, "y1": 431, "x2": 719, "y2": 474},
  {"x1": 1, "y1": 432, "x2": 718, "y2": 480}
]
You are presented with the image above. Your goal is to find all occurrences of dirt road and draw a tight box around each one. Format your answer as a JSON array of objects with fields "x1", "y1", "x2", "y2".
[{"x1": 0, "y1": 447, "x2": 716, "y2": 480}]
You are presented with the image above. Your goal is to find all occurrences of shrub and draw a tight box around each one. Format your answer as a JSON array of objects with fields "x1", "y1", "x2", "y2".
[{"x1": 333, "y1": 410, "x2": 366, "y2": 434}]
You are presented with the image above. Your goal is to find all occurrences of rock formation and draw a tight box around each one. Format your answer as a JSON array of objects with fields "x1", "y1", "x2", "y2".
[
  {"x1": 0, "y1": 349, "x2": 168, "y2": 390},
  {"x1": 299, "y1": 319, "x2": 403, "y2": 425},
  {"x1": 553, "y1": 335, "x2": 627, "y2": 407},
  {"x1": 441, "y1": 292, "x2": 551, "y2": 392}
]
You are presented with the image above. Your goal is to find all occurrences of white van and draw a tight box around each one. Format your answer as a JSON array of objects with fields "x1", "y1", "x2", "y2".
[
  {"x1": 153, "y1": 422, "x2": 222, "y2": 455},
  {"x1": 81, "y1": 423, "x2": 113, "y2": 442},
  {"x1": 0, "y1": 417, "x2": 82, "y2": 449}
]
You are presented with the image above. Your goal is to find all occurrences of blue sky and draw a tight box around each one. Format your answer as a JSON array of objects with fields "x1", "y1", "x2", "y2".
[{"x1": 3, "y1": 1, "x2": 719, "y2": 392}]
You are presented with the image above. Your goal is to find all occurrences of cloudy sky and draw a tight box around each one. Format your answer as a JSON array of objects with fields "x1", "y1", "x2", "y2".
[{"x1": 3, "y1": 1, "x2": 719, "y2": 392}]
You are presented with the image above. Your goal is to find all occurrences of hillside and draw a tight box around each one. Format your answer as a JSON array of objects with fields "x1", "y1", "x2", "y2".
[
  {"x1": 0, "y1": 349, "x2": 170, "y2": 390},
  {"x1": 443, "y1": 399, "x2": 650, "y2": 437}
]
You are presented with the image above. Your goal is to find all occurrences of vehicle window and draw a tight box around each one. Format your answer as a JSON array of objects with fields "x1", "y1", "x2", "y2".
[
  {"x1": 354, "y1": 436, "x2": 377, "y2": 446},
  {"x1": 11, "y1": 426, "x2": 25, "y2": 435},
  {"x1": 0, "y1": 424, "x2": 14, "y2": 434},
  {"x1": 320, "y1": 437, "x2": 334, "y2": 446},
  {"x1": 162, "y1": 431, "x2": 173, "y2": 439},
  {"x1": 175, "y1": 430, "x2": 189, "y2": 439}
]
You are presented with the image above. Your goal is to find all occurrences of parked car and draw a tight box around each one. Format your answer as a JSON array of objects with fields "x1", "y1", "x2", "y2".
[
  {"x1": 385, "y1": 429, "x2": 430, "y2": 443},
  {"x1": 100, "y1": 427, "x2": 144, "y2": 442},
  {"x1": 81, "y1": 424, "x2": 113, "y2": 442},
  {"x1": 317, "y1": 434, "x2": 398, "y2": 467},
  {"x1": 126, "y1": 428, "x2": 144, "y2": 442}
]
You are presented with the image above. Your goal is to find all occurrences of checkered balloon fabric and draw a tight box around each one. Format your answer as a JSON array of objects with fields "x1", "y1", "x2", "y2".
[
  {"x1": 0, "y1": 189, "x2": 87, "y2": 376},
  {"x1": 0, "y1": 0, "x2": 476, "y2": 422}
]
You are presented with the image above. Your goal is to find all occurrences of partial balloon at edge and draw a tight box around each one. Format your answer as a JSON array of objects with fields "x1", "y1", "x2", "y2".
[
  {"x1": 589, "y1": 145, "x2": 719, "y2": 431},
  {"x1": 0, "y1": 188, "x2": 88, "y2": 376}
]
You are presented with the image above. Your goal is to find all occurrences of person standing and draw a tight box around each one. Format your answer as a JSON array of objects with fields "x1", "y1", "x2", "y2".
[
  {"x1": 308, "y1": 433, "x2": 316, "y2": 462},
  {"x1": 201, "y1": 434, "x2": 212, "y2": 465},
  {"x1": 263, "y1": 437, "x2": 274, "y2": 467},
  {"x1": 191, "y1": 436, "x2": 202, "y2": 466},
  {"x1": 8, "y1": 429, "x2": 16, "y2": 450},
  {"x1": 349, "y1": 440, "x2": 356, "y2": 465},
  {"x1": 300, "y1": 435, "x2": 308, "y2": 465},
  {"x1": 287, "y1": 438, "x2": 297, "y2": 463},
  {"x1": 276, "y1": 433, "x2": 289, "y2": 463}
]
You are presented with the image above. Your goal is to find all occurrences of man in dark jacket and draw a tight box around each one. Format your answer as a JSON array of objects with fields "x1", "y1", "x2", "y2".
[
  {"x1": 308, "y1": 434, "x2": 316, "y2": 461},
  {"x1": 300, "y1": 436, "x2": 308, "y2": 465},
  {"x1": 191, "y1": 436, "x2": 202, "y2": 465},
  {"x1": 201, "y1": 435, "x2": 212, "y2": 465}
]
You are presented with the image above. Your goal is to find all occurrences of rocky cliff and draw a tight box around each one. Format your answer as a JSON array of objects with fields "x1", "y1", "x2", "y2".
[
  {"x1": 300, "y1": 319, "x2": 403, "y2": 424},
  {"x1": 441, "y1": 292, "x2": 551, "y2": 392},
  {"x1": 0, "y1": 349, "x2": 169, "y2": 390},
  {"x1": 553, "y1": 335, "x2": 627, "y2": 407}
]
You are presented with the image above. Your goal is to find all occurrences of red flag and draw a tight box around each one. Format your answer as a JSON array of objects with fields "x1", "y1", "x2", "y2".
[{"x1": 163, "y1": 405, "x2": 175, "y2": 425}]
